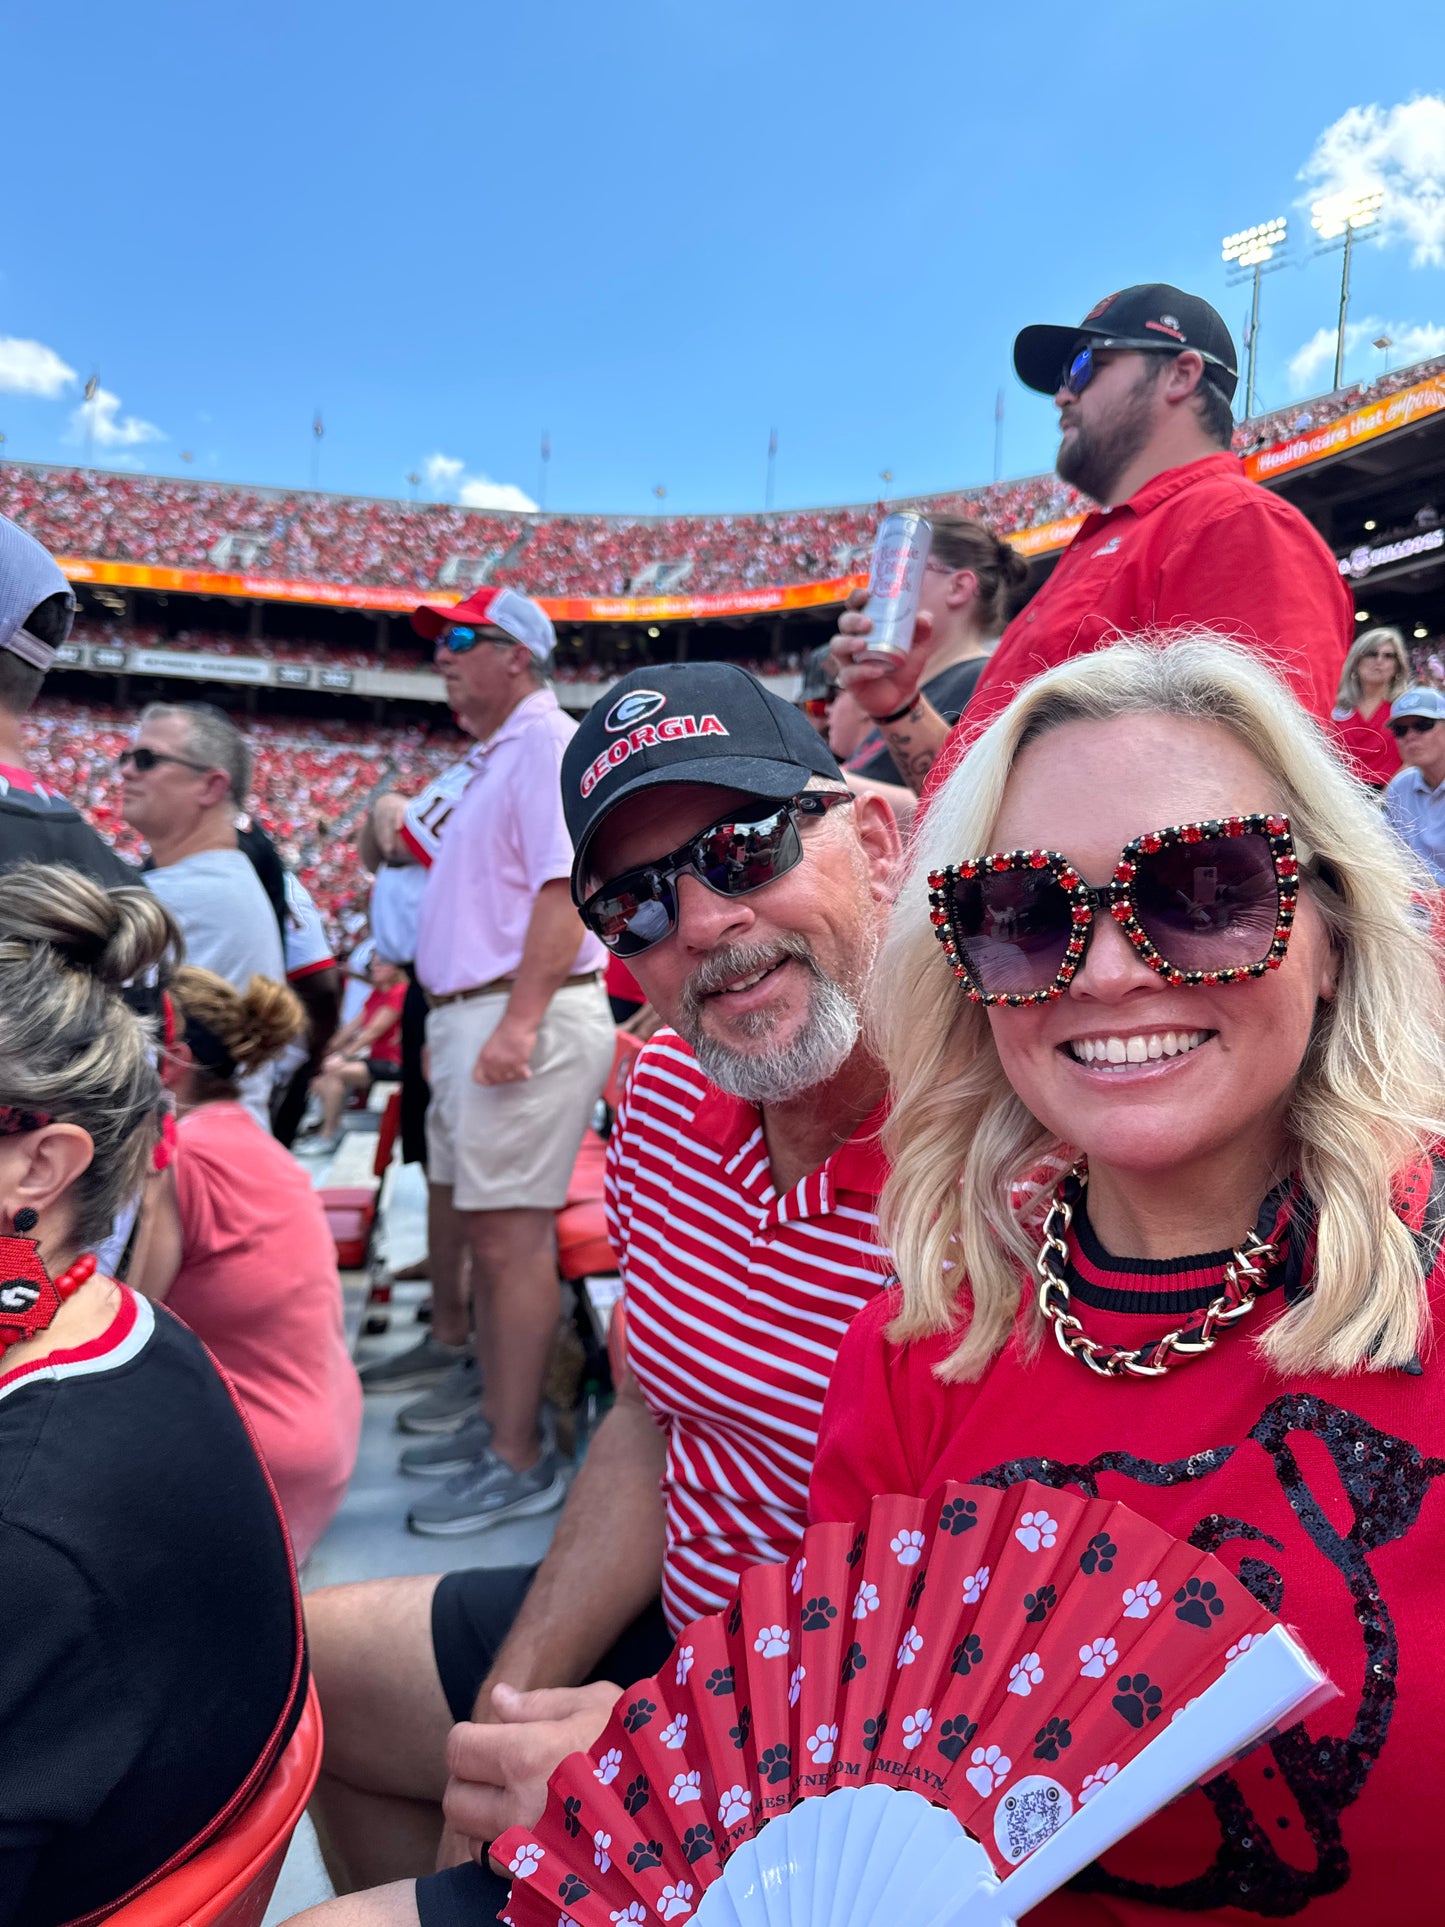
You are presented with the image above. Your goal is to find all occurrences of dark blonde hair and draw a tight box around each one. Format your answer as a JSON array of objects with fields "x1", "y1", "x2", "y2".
[
  {"x1": 0, "y1": 864, "x2": 180, "y2": 1246},
  {"x1": 929, "y1": 516, "x2": 1030, "y2": 635},
  {"x1": 169, "y1": 967, "x2": 305, "y2": 1103}
]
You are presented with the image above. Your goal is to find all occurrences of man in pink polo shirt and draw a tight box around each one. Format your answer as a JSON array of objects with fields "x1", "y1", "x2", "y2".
[{"x1": 400, "y1": 585, "x2": 615, "y2": 1535}]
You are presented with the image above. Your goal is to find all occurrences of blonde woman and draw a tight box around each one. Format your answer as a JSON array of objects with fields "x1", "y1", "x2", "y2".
[
  {"x1": 1329, "y1": 623, "x2": 1410, "y2": 787},
  {"x1": 811, "y1": 637, "x2": 1445, "y2": 1920},
  {"x1": 0, "y1": 867, "x2": 304, "y2": 1923}
]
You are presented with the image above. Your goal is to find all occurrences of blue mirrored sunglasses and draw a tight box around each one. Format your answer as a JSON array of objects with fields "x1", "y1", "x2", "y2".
[
  {"x1": 1062, "y1": 340, "x2": 1232, "y2": 397},
  {"x1": 439, "y1": 625, "x2": 502, "y2": 654}
]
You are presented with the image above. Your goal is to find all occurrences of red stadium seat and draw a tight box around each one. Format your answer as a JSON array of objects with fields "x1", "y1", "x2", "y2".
[
  {"x1": 373, "y1": 1087, "x2": 402, "y2": 1179},
  {"x1": 321, "y1": 1185, "x2": 377, "y2": 1270},
  {"x1": 101, "y1": 1679, "x2": 323, "y2": 1927}
]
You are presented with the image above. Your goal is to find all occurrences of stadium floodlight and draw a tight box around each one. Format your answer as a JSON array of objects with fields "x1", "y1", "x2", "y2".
[
  {"x1": 1310, "y1": 189, "x2": 1386, "y2": 392},
  {"x1": 1222, "y1": 216, "x2": 1289, "y2": 418},
  {"x1": 1373, "y1": 333, "x2": 1393, "y2": 374}
]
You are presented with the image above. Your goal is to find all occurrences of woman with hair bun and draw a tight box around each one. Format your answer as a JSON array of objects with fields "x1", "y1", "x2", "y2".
[
  {"x1": 811, "y1": 637, "x2": 1445, "y2": 1918},
  {"x1": 130, "y1": 966, "x2": 362, "y2": 1562},
  {"x1": 0, "y1": 864, "x2": 305, "y2": 1925}
]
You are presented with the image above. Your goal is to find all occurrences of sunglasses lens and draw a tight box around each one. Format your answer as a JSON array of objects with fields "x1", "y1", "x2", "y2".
[
  {"x1": 444, "y1": 626, "x2": 479, "y2": 652},
  {"x1": 1131, "y1": 835, "x2": 1279, "y2": 972},
  {"x1": 585, "y1": 879, "x2": 678, "y2": 957},
  {"x1": 694, "y1": 807, "x2": 802, "y2": 897},
  {"x1": 121, "y1": 747, "x2": 153, "y2": 771},
  {"x1": 1065, "y1": 348, "x2": 1092, "y2": 393},
  {"x1": 948, "y1": 867, "x2": 1074, "y2": 997}
]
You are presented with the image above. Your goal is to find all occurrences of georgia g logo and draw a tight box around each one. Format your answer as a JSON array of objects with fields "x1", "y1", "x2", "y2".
[
  {"x1": 0, "y1": 1278, "x2": 41, "y2": 1315},
  {"x1": 605, "y1": 690, "x2": 667, "y2": 733}
]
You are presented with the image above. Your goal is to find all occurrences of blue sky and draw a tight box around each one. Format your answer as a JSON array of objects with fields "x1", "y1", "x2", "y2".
[{"x1": 2, "y1": 1, "x2": 1441, "y2": 518}]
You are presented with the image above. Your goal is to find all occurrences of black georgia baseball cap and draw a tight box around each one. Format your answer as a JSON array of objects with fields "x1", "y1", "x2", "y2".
[
  {"x1": 1013, "y1": 284, "x2": 1239, "y2": 402},
  {"x1": 562, "y1": 661, "x2": 844, "y2": 898}
]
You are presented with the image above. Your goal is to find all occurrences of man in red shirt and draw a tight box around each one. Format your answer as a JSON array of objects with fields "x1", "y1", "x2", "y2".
[{"x1": 830, "y1": 285, "x2": 1353, "y2": 795}]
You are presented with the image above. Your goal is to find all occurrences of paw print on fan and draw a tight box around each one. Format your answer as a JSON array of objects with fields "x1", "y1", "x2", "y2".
[
  {"x1": 729, "y1": 1705, "x2": 752, "y2": 1749},
  {"x1": 1121, "y1": 1579, "x2": 1161, "y2": 1619},
  {"x1": 1078, "y1": 1636, "x2": 1118, "y2": 1679},
  {"x1": 559, "y1": 1912, "x2": 577, "y2": 1927},
  {"x1": 675, "y1": 1645, "x2": 694, "y2": 1686},
  {"x1": 563, "y1": 1795, "x2": 582, "y2": 1838},
  {"x1": 1225, "y1": 1633, "x2": 1261, "y2": 1667},
  {"x1": 891, "y1": 1528, "x2": 926, "y2": 1566},
  {"x1": 936, "y1": 1714, "x2": 977, "y2": 1762},
  {"x1": 852, "y1": 1581, "x2": 880, "y2": 1620},
  {"x1": 610, "y1": 1906, "x2": 647, "y2": 1926},
  {"x1": 627, "y1": 1841, "x2": 664, "y2": 1873},
  {"x1": 907, "y1": 1569, "x2": 927, "y2": 1613},
  {"x1": 846, "y1": 1528, "x2": 866, "y2": 1568},
  {"x1": 659, "y1": 1882, "x2": 695, "y2": 1921},
  {"x1": 1032, "y1": 1716, "x2": 1072, "y2": 1763},
  {"x1": 801, "y1": 1596, "x2": 837, "y2": 1631},
  {"x1": 753, "y1": 1623, "x2": 790, "y2": 1658},
  {"x1": 508, "y1": 1843, "x2": 544, "y2": 1877},
  {"x1": 1080, "y1": 1762, "x2": 1119, "y2": 1803},
  {"x1": 966, "y1": 1744, "x2": 1011, "y2": 1796},
  {"x1": 623, "y1": 1775, "x2": 650, "y2": 1816},
  {"x1": 1007, "y1": 1652, "x2": 1045, "y2": 1696},
  {"x1": 901, "y1": 1708, "x2": 933, "y2": 1750},
  {"x1": 896, "y1": 1625, "x2": 924, "y2": 1668},
  {"x1": 718, "y1": 1785, "x2": 752, "y2": 1827},
  {"x1": 726, "y1": 1600, "x2": 742, "y2": 1636},
  {"x1": 669, "y1": 1771, "x2": 702, "y2": 1806},
  {"x1": 861, "y1": 1712, "x2": 888, "y2": 1753},
  {"x1": 788, "y1": 1664, "x2": 805, "y2": 1707},
  {"x1": 1079, "y1": 1531, "x2": 1118, "y2": 1575},
  {"x1": 841, "y1": 1641, "x2": 866, "y2": 1684},
  {"x1": 1014, "y1": 1510, "x2": 1058, "y2": 1552},
  {"x1": 660, "y1": 1713, "x2": 688, "y2": 1749},
  {"x1": 623, "y1": 1697, "x2": 656, "y2": 1733},
  {"x1": 559, "y1": 1874, "x2": 590, "y2": 1905},
  {"x1": 703, "y1": 1666, "x2": 734, "y2": 1696},
  {"x1": 1175, "y1": 1577, "x2": 1226, "y2": 1628},
  {"x1": 593, "y1": 1832, "x2": 613, "y2": 1873},
  {"x1": 1023, "y1": 1583, "x2": 1057, "y2": 1624},
  {"x1": 951, "y1": 1632, "x2": 984, "y2": 1677},
  {"x1": 790, "y1": 1556, "x2": 806, "y2": 1596},
  {"x1": 962, "y1": 1565, "x2": 991, "y2": 1604},
  {"x1": 758, "y1": 1743, "x2": 791, "y2": 1785},
  {"x1": 806, "y1": 1723, "x2": 837, "y2": 1765},
  {"x1": 938, "y1": 1496, "x2": 979, "y2": 1535},
  {"x1": 682, "y1": 1823, "x2": 714, "y2": 1864},
  {"x1": 1112, "y1": 1672, "x2": 1164, "y2": 1728},
  {"x1": 594, "y1": 1748, "x2": 623, "y2": 1785}
]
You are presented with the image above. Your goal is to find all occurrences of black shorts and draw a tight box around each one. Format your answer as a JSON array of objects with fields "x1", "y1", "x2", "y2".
[
  {"x1": 418, "y1": 1566, "x2": 673, "y2": 1927},
  {"x1": 400, "y1": 969, "x2": 430, "y2": 1167}
]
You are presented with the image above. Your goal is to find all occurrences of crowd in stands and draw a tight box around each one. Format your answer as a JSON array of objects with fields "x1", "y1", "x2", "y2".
[
  {"x1": 71, "y1": 620, "x2": 435, "y2": 673},
  {"x1": 6, "y1": 355, "x2": 1439, "y2": 610}
]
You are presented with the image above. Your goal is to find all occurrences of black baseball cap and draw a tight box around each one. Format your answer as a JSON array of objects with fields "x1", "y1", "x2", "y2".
[
  {"x1": 562, "y1": 662, "x2": 844, "y2": 897},
  {"x1": 1014, "y1": 284, "x2": 1239, "y2": 402}
]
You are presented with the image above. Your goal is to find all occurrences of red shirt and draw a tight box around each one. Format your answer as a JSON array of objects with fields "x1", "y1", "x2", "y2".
[
  {"x1": 924, "y1": 455, "x2": 1353, "y2": 801},
  {"x1": 810, "y1": 1185, "x2": 1445, "y2": 1924},
  {"x1": 1328, "y1": 705, "x2": 1401, "y2": 789},
  {"x1": 358, "y1": 981, "x2": 405, "y2": 1067},
  {"x1": 604, "y1": 1031, "x2": 892, "y2": 1633}
]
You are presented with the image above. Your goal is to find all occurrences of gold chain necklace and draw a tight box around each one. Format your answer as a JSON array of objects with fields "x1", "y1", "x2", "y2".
[{"x1": 1034, "y1": 1166, "x2": 1280, "y2": 1380}]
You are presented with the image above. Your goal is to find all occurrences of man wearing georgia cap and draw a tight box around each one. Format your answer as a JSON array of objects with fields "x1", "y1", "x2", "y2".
[{"x1": 398, "y1": 585, "x2": 615, "y2": 1536}]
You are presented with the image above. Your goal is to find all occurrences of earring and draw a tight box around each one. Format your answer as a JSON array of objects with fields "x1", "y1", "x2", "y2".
[{"x1": 0, "y1": 1211, "x2": 98, "y2": 1361}]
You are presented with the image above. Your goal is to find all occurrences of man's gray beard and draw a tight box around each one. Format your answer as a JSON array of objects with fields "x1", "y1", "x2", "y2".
[
  {"x1": 1055, "y1": 364, "x2": 1156, "y2": 503},
  {"x1": 678, "y1": 933, "x2": 863, "y2": 1105}
]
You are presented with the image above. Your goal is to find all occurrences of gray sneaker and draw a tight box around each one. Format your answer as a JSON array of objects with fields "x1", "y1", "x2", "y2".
[
  {"x1": 358, "y1": 1334, "x2": 470, "y2": 1395},
  {"x1": 407, "y1": 1446, "x2": 567, "y2": 1535},
  {"x1": 399, "y1": 1414, "x2": 493, "y2": 1479},
  {"x1": 396, "y1": 1355, "x2": 482, "y2": 1435}
]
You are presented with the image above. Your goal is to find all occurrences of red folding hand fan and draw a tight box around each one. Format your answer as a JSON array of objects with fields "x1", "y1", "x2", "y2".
[{"x1": 494, "y1": 1480, "x2": 1333, "y2": 1927}]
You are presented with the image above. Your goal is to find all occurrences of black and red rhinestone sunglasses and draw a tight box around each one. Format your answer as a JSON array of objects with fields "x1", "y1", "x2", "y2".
[{"x1": 926, "y1": 814, "x2": 1301, "y2": 1006}]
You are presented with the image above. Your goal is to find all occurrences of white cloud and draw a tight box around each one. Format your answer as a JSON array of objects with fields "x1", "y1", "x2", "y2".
[
  {"x1": 1287, "y1": 314, "x2": 1445, "y2": 393},
  {"x1": 1298, "y1": 95, "x2": 1445, "y2": 266},
  {"x1": 68, "y1": 385, "x2": 165, "y2": 449},
  {"x1": 458, "y1": 475, "x2": 539, "y2": 513},
  {"x1": 423, "y1": 451, "x2": 465, "y2": 489},
  {"x1": 0, "y1": 336, "x2": 76, "y2": 397}
]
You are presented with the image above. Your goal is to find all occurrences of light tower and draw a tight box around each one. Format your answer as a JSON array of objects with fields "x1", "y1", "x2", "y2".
[
  {"x1": 1221, "y1": 217, "x2": 1288, "y2": 419},
  {"x1": 1310, "y1": 189, "x2": 1386, "y2": 392}
]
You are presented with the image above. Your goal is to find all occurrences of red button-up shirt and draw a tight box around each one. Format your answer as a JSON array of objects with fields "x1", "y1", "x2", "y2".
[{"x1": 923, "y1": 454, "x2": 1353, "y2": 800}]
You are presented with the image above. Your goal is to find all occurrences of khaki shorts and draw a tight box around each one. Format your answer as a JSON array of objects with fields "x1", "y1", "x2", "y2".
[{"x1": 424, "y1": 980, "x2": 615, "y2": 1211}]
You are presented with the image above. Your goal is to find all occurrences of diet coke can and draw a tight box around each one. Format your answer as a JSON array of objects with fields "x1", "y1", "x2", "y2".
[{"x1": 859, "y1": 512, "x2": 932, "y2": 664}]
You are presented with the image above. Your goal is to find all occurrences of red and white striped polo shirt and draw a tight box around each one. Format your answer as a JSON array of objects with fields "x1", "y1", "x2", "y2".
[{"x1": 604, "y1": 1030, "x2": 892, "y2": 1634}]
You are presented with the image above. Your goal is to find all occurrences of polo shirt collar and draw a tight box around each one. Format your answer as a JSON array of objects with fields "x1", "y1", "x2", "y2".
[
  {"x1": 690, "y1": 1078, "x2": 889, "y2": 1217},
  {"x1": 1402, "y1": 764, "x2": 1445, "y2": 801},
  {"x1": 1077, "y1": 451, "x2": 1239, "y2": 535},
  {"x1": 477, "y1": 685, "x2": 559, "y2": 755}
]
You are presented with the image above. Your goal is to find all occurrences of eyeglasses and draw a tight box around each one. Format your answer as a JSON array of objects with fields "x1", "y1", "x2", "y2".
[
  {"x1": 580, "y1": 791, "x2": 855, "y2": 957},
  {"x1": 799, "y1": 697, "x2": 834, "y2": 721},
  {"x1": 927, "y1": 814, "x2": 1300, "y2": 1006},
  {"x1": 1061, "y1": 340, "x2": 1233, "y2": 398},
  {"x1": 1388, "y1": 718, "x2": 1439, "y2": 738},
  {"x1": 1363, "y1": 649, "x2": 1402, "y2": 662},
  {"x1": 116, "y1": 746, "x2": 213, "y2": 776},
  {"x1": 439, "y1": 625, "x2": 515, "y2": 655}
]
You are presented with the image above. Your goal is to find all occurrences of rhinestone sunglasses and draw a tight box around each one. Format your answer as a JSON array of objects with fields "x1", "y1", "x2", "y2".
[{"x1": 927, "y1": 814, "x2": 1301, "y2": 1006}]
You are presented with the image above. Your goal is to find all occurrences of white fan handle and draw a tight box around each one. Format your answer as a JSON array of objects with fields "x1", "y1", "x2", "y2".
[{"x1": 945, "y1": 1626, "x2": 1331, "y2": 1926}]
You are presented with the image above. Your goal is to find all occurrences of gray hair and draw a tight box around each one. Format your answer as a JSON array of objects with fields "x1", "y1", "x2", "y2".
[
  {"x1": 141, "y1": 701, "x2": 251, "y2": 804},
  {"x1": 0, "y1": 865, "x2": 181, "y2": 1248}
]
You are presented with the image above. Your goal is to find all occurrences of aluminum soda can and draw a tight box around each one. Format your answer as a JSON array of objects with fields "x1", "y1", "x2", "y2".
[{"x1": 859, "y1": 512, "x2": 932, "y2": 664}]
